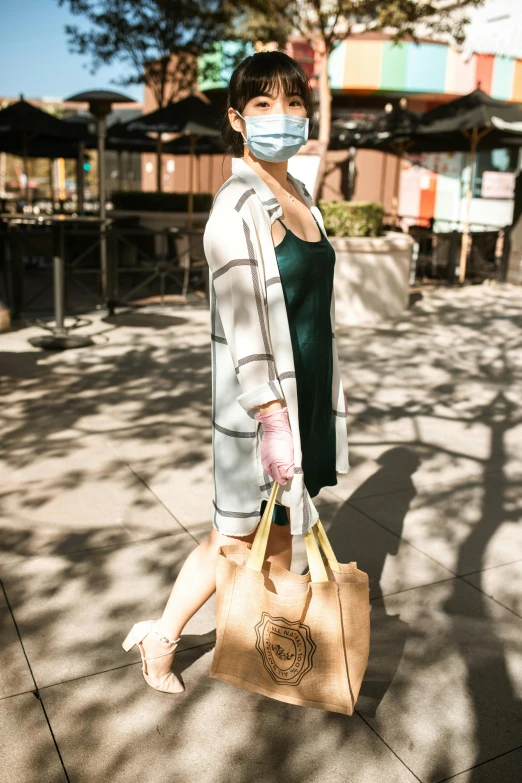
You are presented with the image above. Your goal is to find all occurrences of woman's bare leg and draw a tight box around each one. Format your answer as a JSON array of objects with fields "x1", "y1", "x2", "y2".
[{"x1": 141, "y1": 513, "x2": 292, "y2": 679}]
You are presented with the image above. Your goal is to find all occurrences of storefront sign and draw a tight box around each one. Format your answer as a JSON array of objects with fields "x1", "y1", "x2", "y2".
[{"x1": 481, "y1": 171, "x2": 515, "y2": 199}]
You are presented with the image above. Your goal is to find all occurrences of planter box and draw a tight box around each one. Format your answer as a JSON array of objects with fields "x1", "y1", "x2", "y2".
[{"x1": 330, "y1": 232, "x2": 414, "y2": 326}]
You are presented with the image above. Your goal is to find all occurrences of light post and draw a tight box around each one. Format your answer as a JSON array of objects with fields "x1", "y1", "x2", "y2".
[{"x1": 65, "y1": 90, "x2": 134, "y2": 311}]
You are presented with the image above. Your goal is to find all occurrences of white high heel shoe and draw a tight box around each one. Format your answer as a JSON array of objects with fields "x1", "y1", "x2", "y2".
[{"x1": 122, "y1": 620, "x2": 184, "y2": 694}]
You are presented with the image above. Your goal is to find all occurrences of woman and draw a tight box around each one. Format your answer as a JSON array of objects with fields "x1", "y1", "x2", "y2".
[{"x1": 122, "y1": 51, "x2": 349, "y2": 693}]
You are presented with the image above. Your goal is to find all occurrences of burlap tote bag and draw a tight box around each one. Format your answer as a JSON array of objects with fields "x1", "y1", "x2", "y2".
[{"x1": 211, "y1": 482, "x2": 370, "y2": 715}]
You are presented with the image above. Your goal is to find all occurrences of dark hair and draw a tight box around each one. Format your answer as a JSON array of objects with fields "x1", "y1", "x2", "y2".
[{"x1": 222, "y1": 51, "x2": 315, "y2": 157}]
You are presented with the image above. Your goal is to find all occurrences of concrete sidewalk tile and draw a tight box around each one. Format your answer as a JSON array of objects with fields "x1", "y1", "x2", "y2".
[
  {"x1": 105, "y1": 419, "x2": 212, "y2": 467},
  {"x1": 0, "y1": 692, "x2": 67, "y2": 783},
  {"x1": 139, "y1": 459, "x2": 214, "y2": 539},
  {"x1": 463, "y1": 561, "x2": 522, "y2": 619},
  {"x1": 413, "y1": 416, "x2": 497, "y2": 469},
  {"x1": 0, "y1": 463, "x2": 186, "y2": 563},
  {"x1": 330, "y1": 443, "x2": 499, "y2": 504},
  {"x1": 0, "y1": 589, "x2": 34, "y2": 699},
  {"x1": 358, "y1": 577, "x2": 522, "y2": 781},
  {"x1": 1, "y1": 531, "x2": 215, "y2": 688},
  {"x1": 443, "y1": 746, "x2": 522, "y2": 782},
  {"x1": 41, "y1": 645, "x2": 419, "y2": 783},
  {"x1": 109, "y1": 422, "x2": 215, "y2": 539},
  {"x1": 350, "y1": 476, "x2": 522, "y2": 576},
  {"x1": 0, "y1": 433, "x2": 123, "y2": 484},
  {"x1": 302, "y1": 491, "x2": 453, "y2": 599}
]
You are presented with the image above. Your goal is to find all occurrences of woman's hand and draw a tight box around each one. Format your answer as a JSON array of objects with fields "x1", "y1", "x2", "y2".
[{"x1": 254, "y1": 405, "x2": 295, "y2": 485}]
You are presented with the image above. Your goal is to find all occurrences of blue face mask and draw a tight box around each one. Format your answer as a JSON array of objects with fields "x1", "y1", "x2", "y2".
[{"x1": 235, "y1": 111, "x2": 309, "y2": 162}]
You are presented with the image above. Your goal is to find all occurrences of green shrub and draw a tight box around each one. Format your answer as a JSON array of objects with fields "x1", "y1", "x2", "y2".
[
  {"x1": 318, "y1": 200, "x2": 384, "y2": 238},
  {"x1": 111, "y1": 191, "x2": 213, "y2": 212}
]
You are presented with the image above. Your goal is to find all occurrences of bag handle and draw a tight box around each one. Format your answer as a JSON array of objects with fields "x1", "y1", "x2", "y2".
[
  {"x1": 247, "y1": 480, "x2": 279, "y2": 573},
  {"x1": 314, "y1": 518, "x2": 341, "y2": 572},
  {"x1": 246, "y1": 482, "x2": 339, "y2": 582}
]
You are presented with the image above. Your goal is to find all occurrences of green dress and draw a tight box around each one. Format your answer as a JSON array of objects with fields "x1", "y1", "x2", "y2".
[{"x1": 260, "y1": 215, "x2": 338, "y2": 527}]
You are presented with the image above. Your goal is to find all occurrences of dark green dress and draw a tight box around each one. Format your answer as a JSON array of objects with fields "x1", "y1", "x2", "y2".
[{"x1": 260, "y1": 215, "x2": 338, "y2": 527}]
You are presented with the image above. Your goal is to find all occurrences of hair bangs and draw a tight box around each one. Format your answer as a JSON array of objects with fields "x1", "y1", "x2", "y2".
[{"x1": 239, "y1": 56, "x2": 310, "y2": 110}]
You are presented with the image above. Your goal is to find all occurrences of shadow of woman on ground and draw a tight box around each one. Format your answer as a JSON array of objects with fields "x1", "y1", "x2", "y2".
[{"x1": 324, "y1": 447, "x2": 421, "y2": 719}]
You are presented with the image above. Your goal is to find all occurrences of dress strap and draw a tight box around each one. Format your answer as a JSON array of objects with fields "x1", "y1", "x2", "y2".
[{"x1": 277, "y1": 217, "x2": 287, "y2": 229}]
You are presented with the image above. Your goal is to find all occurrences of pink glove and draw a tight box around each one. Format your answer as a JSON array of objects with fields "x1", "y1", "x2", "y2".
[{"x1": 254, "y1": 406, "x2": 295, "y2": 485}]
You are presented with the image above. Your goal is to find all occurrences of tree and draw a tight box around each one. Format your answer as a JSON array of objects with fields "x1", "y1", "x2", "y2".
[
  {"x1": 58, "y1": 0, "x2": 236, "y2": 109},
  {"x1": 59, "y1": 0, "x2": 484, "y2": 183},
  {"x1": 278, "y1": 1, "x2": 484, "y2": 146}
]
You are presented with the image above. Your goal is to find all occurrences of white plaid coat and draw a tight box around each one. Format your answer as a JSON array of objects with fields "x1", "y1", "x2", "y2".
[{"x1": 203, "y1": 157, "x2": 349, "y2": 536}]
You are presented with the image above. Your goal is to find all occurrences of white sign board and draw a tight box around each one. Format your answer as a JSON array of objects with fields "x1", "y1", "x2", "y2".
[{"x1": 481, "y1": 171, "x2": 515, "y2": 200}]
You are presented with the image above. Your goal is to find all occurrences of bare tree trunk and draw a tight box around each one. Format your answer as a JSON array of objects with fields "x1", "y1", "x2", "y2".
[
  {"x1": 314, "y1": 50, "x2": 332, "y2": 200},
  {"x1": 156, "y1": 135, "x2": 163, "y2": 192},
  {"x1": 318, "y1": 51, "x2": 332, "y2": 145}
]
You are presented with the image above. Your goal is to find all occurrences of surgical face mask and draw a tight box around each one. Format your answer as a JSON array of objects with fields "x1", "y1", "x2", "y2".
[{"x1": 234, "y1": 110, "x2": 309, "y2": 162}]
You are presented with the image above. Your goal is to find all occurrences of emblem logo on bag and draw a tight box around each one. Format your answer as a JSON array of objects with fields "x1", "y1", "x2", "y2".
[{"x1": 255, "y1": 612, "x2": 315, "y2": 686}]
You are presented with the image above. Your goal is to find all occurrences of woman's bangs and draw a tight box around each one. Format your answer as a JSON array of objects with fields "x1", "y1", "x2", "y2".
[{"x1": 242, "y1": 65, "x2": 309, "y2": 109}]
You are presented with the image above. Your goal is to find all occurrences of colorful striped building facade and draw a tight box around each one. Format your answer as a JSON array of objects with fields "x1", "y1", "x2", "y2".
[{"x1": 197, "y1": 34, "x2": 522, "y2": 230}]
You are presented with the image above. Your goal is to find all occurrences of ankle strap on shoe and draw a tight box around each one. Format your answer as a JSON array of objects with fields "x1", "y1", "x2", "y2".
[{"x1": 153, "y1": 620, "x2": 180, "y2": 646}]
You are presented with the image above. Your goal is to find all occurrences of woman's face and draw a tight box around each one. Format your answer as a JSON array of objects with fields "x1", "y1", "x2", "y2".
[{"x1": 228, "y1": 86, "x2": 307, "y2": 137}]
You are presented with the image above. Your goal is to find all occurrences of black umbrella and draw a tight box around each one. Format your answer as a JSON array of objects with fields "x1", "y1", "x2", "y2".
[
  {"x1": 332, "y1": 94, "x2": 522, "y2": 252},
  {"x1": 0, "y1": 100, "x2": 89, "y2": 201},
  {"x1": 122, "y1": 95, "x2": 222, "y2": 208},
  {"x1": 418, "y1": 88, "x2": 522, "y2": 132},
  {"x1": 164, "y1": 134, "x2": 225, "y2": 155},
  {"x1": 103, "y1": 122, "x2": 158, "y2": 153},
  {"x1": 417, "y1": 89, "x2": 522, "y2": 280},
  {"x1": 0, "y1": 136, "x2": 88, "y2": 160},
  {"x1": 0, "y1": 99, "x2": 88, "y2": 142},
  {"x1": 126, "y1": 94, "x2": 221, "y2": 136}
]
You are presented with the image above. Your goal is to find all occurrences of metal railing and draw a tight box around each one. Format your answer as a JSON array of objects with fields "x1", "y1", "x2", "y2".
[{"x1": 0, "y1": 215, "x2": 207, "y2": 320}]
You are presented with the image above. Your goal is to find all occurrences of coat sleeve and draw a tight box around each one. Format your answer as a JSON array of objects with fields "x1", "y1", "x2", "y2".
[{"x1": 204, "y1": 206, "x2": 284, "y2": 413}]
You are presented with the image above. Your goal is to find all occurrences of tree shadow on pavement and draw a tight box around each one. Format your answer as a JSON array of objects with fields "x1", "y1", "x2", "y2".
[{"x1": 1, "y1": 290, "x2": 522, "y2": 782}]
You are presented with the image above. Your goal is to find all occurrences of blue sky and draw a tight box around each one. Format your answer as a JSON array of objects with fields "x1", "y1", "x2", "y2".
[{"x1": 0, "y1": 1, "x2": 142, "y2": 101}]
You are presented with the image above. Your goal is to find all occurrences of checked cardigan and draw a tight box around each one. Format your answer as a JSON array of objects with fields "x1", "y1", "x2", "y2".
[{"x1": 203, "y1": 157, "x2": 349, "y2": 536}]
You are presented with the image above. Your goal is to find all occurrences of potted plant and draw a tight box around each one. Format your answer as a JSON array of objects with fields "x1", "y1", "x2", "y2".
[{"x1": 319, "y1": 200, "x2": 414, "y2": 326}]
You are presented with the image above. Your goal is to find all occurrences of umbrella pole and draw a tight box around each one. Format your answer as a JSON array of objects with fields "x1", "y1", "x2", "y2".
[
  {"x1": 97, "y1": 113, "x2": 109, "y2": 305},
  {"x1": 49, "y1": 158, "x2": 56, "y2": 205},
  {"x1": 459, "y1": 126, "x2": 491, "y2": 283},
  {"x1": 208, "y1": 153, "x2": 213, "y2": 194},
  {"x1": 156, "y1": 135, "x2": 163, "y2": 192},
  {"x1": 22, "y1": 133, "x2": 29, "y2": 204},
  {"x1": 188, "y1": 135, "x2": 196, "y2": 228},
  {"x1": 459, "y1": 129, "x2": 477, "y2": 283},
  {"x1": 117, "y1": 150, "x2": 122, "y2": 192},
  {"x1": 77, "y1": 142, "x2": 85, "y2": 214},
  {"x1": 391, "y1": 144, "x2": 403, "y2": 228},
  {"x1": 380, "y1": 152, "x2": 387, "y2": 207}
]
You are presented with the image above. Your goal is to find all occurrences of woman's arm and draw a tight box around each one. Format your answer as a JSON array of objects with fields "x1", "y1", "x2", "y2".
[{"x1": 204, "y1": 206, "x2": 284, "y2": 413}]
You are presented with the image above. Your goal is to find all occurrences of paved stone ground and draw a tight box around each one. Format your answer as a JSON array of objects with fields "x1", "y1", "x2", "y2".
[{"x1": 1, "y1": 285, "x2": 521, "y2": 783}]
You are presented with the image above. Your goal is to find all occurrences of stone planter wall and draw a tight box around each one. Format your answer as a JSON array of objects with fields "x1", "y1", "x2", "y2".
[{"x1": 330, "y1": 232, "x2": 414, "y2": 327}]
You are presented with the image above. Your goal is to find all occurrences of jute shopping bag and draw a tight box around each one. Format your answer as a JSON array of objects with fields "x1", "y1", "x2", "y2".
[{"x1": 211, "y1": 482, "x2": 370, "y2": 715}]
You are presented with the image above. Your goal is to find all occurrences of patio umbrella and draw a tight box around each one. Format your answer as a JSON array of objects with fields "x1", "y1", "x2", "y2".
[
  {"x1": 104, "y1": 122, "x2": 158, "y2": 153},
  {"x1": 0, "y1": 136, "x2": 88, "y2": 159},
  {"x1": 416, "y1": 89, "x2": 522, "y2": 280},
  {"x1": 124, "y1": 94, "x2": 221, "y2": 212},
  {"x1": 0, "y1": 99, "x2": 88, "y2": 201},
  {"x1": 332, "y1": 96, "x2": 522, "y2": 258}
]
